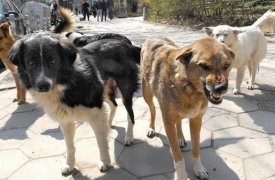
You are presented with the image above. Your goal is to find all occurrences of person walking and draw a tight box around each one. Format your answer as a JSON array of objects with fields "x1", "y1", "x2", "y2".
[
  {"x1": 102, "y1": 0, "x2": 107, "y2": 21},
  {"x1": 81, "y1": 0, "x2": 90, "y2": 21},
  {"x1": 75, "y1": 6, "x2": 79, "y2": 16},
  {"x1": 108, "y1": 0, "x2": 114, "y2": 20},
  {"x1": 96, "y1": 0, "x2": 103, "y2": 22}
]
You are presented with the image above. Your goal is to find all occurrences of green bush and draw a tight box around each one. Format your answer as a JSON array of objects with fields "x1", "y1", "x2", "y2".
[{"x1": 146, "y1": 0, "x2": 275, "y2": 27}]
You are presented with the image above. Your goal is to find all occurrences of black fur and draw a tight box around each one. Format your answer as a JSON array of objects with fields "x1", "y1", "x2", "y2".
[
  {"x1": 9, "y1": 33, "x2": 104, "y2": 108},
  {"x1": 80, "y1": 38, "x2": 140, "y2": 123},
  {"x1": 66, "y1": 32, "x2": 133, "y2": 47},
  {"x1": 9, "y1": 33, "x2": 141, "y2": 124}
]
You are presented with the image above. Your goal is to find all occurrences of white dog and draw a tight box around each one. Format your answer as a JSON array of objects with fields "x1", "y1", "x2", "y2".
[{"x1": 202, "y1": 10, "x2": 275, "y2": 94}]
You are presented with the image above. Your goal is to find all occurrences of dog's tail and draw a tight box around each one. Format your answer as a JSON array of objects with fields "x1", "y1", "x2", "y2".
[
  {"x1": 252, "y1": 10, "x2": 275, "y2": 33},
  {"x1": 53, "y1": 7, "x2": 75, "y2": 34},
  {"x1": 131, "y1": 46, "x2": 141, "y2": 65}
]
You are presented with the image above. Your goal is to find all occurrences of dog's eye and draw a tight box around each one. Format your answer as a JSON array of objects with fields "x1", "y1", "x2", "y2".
[
  {"x1": 215, "y1": 34, "x2": 220, "y2": 37},
  {"x1": 223, "y1": 64, "x2": 230, "y2": 70},
  {"x1": 199, "y1": 63, "x2": 210, "y2": 70},
  {"x1": 51, "y1": 60, "x2": 56, "y2": 64},
  {"x1": 0, "y1": 37, "x2": 3, "y2": 40}
]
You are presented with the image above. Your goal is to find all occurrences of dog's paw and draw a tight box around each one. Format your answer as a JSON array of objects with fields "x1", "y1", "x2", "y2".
[
  {"x1": 193, "y1": 158, "x2": 208, "y2": 179},
  {"x1": 124, "y1": 136, "x2": 134, "y2": 146},
  {"x1": 247, "y1": 85, "x2": 254, "y2": 90},
  {"x1": 98, "y1": 160, "x2": 111, "y2": 172},
  {"x1": 61, "y1": 164, "x2": 75, "y2": 175},
  {"x1": 147, "y1": 128, "x2": 155, "y2": 138},
  {"x1": 179, "y1": 138, "x2": 187, "y2": 149},
  {"x1": 13, "y1": 97, "x2": 19, "y2": 102},
  {"x1": 17, "y1": 99, "x2": 26, "y2": 105},
  {"x1": 233, "y1": 88, "x2": 240, "y2": 95}
]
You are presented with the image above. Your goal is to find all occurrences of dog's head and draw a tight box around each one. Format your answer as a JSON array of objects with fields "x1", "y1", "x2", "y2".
[
  {"x1": 9, "y1": 33, "x2": 78, "y2": 92},
  {"x1": 202, "y1": 25, "x2": 244, "y2": 48},
  {"x1": 177, "y1": 37, "x2": 235, "y2": 104},
  {"x1": 0, "y1": 21, "x2": 13, "y2": 51}
]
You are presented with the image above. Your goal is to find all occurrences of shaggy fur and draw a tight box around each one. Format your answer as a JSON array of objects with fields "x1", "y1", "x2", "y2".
[
  {"x1": 9, "y1": 32, "x2": 111, "y2": 174},
  {"x1": 141, "y1": 37, "x2": 234, "y2": 179},
  {"x1": 202, "y1": 11, "x2": 271, "y2": 94},
  {"x1": 66, "y1": 31, "x2": 132, "y2": 47},
  {"x1": 66, "y1": 31, "x2": 141, "y2": 145},
  {"x1": 0, "y1": 7, "x2": 75, "y2": 104}
]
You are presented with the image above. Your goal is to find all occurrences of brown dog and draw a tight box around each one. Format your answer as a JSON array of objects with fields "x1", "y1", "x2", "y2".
[
  {"x1": 141, "y1": 37, "x2": 234, "y2": 179},
  {"x1": 0, "y1": 22, "x2": 26, "y2": 104}
]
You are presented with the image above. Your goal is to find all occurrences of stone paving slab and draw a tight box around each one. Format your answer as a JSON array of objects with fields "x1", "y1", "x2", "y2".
[{"x1": 0, "y1": 16, "x2": 275, "y2": 180}]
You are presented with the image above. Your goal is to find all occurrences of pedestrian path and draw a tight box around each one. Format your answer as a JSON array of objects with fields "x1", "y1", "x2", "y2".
[{"x1": 0, "y1": 16, "x2": 275, "y2": 180}]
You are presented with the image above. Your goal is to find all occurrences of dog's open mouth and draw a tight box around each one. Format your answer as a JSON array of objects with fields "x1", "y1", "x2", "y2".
[{"x1": 203, "y1": 83, "x2": 227, "y2": 104}]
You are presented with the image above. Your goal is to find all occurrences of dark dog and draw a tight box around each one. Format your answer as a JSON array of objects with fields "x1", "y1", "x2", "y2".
[
  {"x1": 66, "y1": 31, "x2": 141, "y2": 145},
  {"x1": 65, "y1": 31, "x2": 132, "y2": 47},
  {"x1": 141, "y1": 37, "x2": 235, "y2": 179}
]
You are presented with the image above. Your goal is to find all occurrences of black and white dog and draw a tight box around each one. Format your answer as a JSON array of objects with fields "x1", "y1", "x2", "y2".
[
  {"x1": 9, "y1": 31, "x2": 140, "y2": 175},
  {"x1": 66, "y1": 32, "x2": 141, "y2": 145},
  {"x1": 9, "y1": 33, "x2": 111, "y2": 174}
]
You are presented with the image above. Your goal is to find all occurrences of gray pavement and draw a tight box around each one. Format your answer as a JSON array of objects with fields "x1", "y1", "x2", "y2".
[{"x1": 0, "y1": 16, "x2": 275, "y2": 180}]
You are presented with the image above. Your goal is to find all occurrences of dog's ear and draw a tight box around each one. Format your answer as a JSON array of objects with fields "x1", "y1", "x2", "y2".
[
  {"x1": 9, "y1": 39, "x2": 25, "y2": 69},
  {"x1": 176, "y1": 47, "x2": 193, "y2": 65},
  {"x1": 227, "y1": 47, "x2": 235, "y2": 60},
  {"x1": 202, "y1": 27, "x2": 214, "y2": 36},
  {"x1": 0, "y1": 22, "x2": 11, "y2": 38},
  {"x1": 60, "y1": 41, "x2": 78, "y2": 64},
  {"x1": 233, "y1": 29, "x2": 244, "y2": 35}
]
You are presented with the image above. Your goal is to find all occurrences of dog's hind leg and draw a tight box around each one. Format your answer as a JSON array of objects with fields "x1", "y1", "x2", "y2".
[
  {"x1": 234, "y1": 66, "x2": 246, "y2": 94},
  {"x1": 247, "y1": 59, "x2": 259, "y2": 90},
  {"x1": 142, "y1": 78, "x2": 156, "y2": 138},
  {"x1": 176, "y1": 121, "x2": 187, "y2": 148},
  {"x1": 59, "y1": 121, "x2": 76, "y2": 175},
  {"x1": 122, "y1": 93, "x2": 135, "y2": 145},
  {"x1": 117, "y1": 78, "x2": 138, "y2": 146},
  {"x1": 87, "y1": 105, "x2": 111, "y2": 171},
  {"x1": 190, "y1": 114, "x2": 208, "y2": 179},
  {"x1": 105, "y1": 91, "x2": 117, "y2": 127},
  {"x1": 3, "y1": 59, "x2": 26, "y2": 104}
]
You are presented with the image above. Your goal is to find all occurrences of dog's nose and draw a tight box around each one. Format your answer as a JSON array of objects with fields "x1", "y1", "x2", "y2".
[
  {"x1": 213, "y1": 83, "x2": 227, "y2": 94},
  {"x1": 36, "y1": 81, "x2": 51, "y2": 92}
]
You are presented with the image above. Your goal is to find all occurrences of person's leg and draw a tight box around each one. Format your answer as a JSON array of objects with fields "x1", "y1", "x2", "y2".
[{"x1": 83, "y1": 11, "x2": 86, "y2": 20}]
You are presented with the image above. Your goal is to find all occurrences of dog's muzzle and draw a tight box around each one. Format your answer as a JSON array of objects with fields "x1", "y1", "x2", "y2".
[
  {"x1": 36, "y1": 80, "x2": 52, "y2": 92},
  {"x1": 203, "y1": 82, "x2": 228, "y2": 104}
]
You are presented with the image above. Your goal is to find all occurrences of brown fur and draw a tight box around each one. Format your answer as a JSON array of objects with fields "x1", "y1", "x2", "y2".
[
  {"x1": 141, "y1": 37, "x2": 234, "y2": 179},
  {"x1": 0, "y1": 22, "x2": 26, "y2": 104}
]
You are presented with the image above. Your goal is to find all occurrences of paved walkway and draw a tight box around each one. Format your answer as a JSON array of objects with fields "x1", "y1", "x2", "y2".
[{"x1": 0, "y1": 16, "x2": 275, "y2": 180}]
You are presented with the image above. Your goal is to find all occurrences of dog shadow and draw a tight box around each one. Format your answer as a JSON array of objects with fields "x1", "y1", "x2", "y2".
[
  {"x1": 72, "y1": 125, "x2": 175, "y2": 180},
  {"x1": 225, "y1": 83, "x2": 275, "y2": 133},
  {"x1": 72, "y1": 124, "x2": 241, "y2": 180},
  {"x1": 0, "y1": 102, "x2": 43, "y2": 140},
  {"x1": 155, "y1": 132, "x2": 242, "y2": 180}
]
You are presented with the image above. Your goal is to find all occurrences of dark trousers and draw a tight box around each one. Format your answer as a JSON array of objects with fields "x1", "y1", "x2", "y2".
[{"x1": 83, "y1": 10, "x2": 90, "y2": 20}]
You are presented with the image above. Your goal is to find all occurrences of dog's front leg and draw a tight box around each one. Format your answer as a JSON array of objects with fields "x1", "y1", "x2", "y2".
[
  {"x1": 163, "y1": 117, "x2": 188, "y2": 180},
  {"x1": 176, "y1": 121, "x2": 186, "y2": 148},
  {"x1": 87, "y1": 105, "x2": 111, "y2": 172},
  {"x1": 59, "y1": 121, "x2": 76, "y2": 175},
  {"x1": 190, "y1": 115, "x2": 208, "y2": 179},
  {"x1": 234, "y1": 66, "x2": 246, "y2": 94}
]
